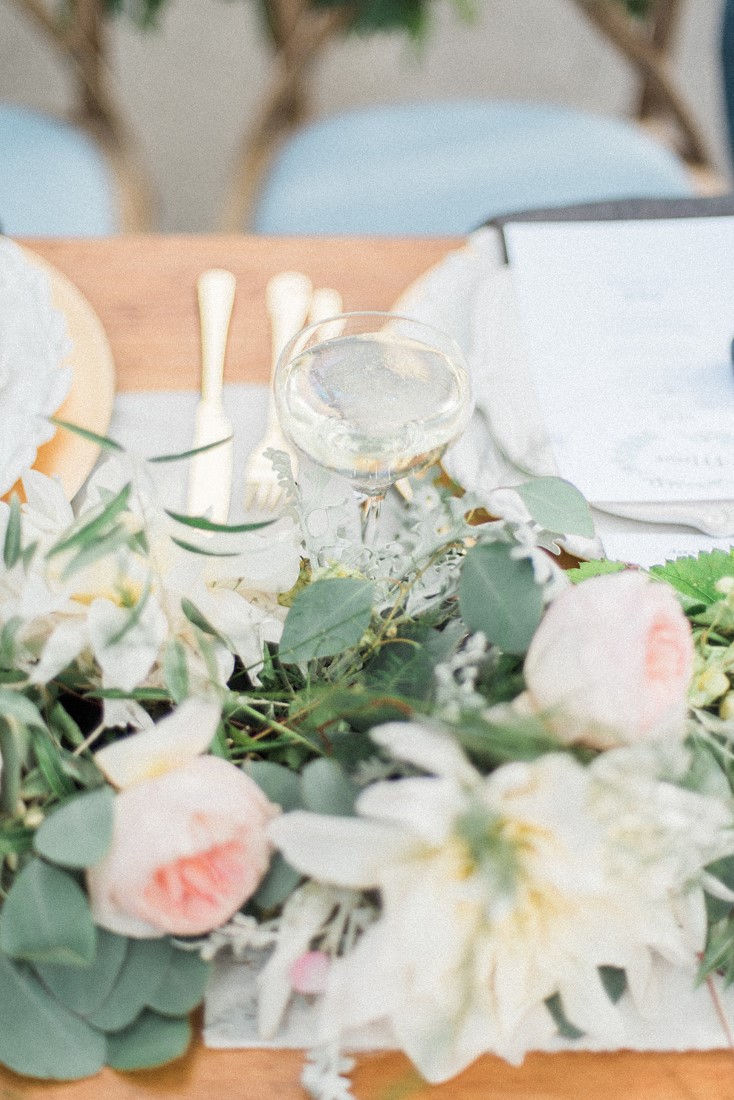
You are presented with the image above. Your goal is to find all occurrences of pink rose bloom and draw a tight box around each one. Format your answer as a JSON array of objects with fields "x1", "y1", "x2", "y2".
[
  {"x1": 523, "y1": 571, "x2": 693, "y2": 749},
  {"x1": 87, "y1": 756, "x2": 279, "y2": 937}
]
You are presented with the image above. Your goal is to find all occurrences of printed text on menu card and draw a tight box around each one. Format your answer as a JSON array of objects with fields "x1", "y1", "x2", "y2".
[{"x1": 503, "y1": 217, "x2": 734, "y2": 504}]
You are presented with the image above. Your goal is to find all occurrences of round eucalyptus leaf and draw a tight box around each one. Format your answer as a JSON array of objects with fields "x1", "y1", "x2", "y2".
[{"x1": 459, "y1": 542, "x2": 543, "y2": 655}]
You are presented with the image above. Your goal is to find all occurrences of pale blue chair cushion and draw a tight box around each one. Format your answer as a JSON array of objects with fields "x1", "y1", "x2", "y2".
[
  {"x1": 253, "y1": 100, "x2": 694, "y2": 235},
  {"x1": 0, "y1": 104, "x2": 119, "y2": 236}
]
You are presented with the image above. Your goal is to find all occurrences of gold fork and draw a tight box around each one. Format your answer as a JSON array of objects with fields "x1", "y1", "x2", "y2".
[
  {"x1": 243, "y1": 278, "x2": 345, "y2": 514},
  {"x1": 242, "y1": 272, "x2": 313, "y2": 515}
]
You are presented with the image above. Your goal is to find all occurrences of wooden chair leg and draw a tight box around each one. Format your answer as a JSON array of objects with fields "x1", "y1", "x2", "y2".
[
  {"x1": 8, "y1": 0, "x2": 155, "y2": 232},
  {"x1": 573, "y1": 0, "x2": 711, "y2": 168},
  {"x1": 220, "y1": 0, "x2": 355, "y2": 232}
]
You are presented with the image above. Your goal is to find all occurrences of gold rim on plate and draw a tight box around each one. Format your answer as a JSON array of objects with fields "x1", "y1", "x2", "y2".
[{"x1": 20, "y1": 248, "x2": 116, "y2": 500}]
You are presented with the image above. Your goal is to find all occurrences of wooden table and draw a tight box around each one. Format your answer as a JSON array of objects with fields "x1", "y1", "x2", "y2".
[{"x1": 4, "y1": 233, "x2": 734, "y2": 1099}]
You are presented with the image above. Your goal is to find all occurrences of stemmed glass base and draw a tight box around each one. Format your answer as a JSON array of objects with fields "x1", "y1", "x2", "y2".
[{"x1": 358, "y1": 492, "x2": 385, "y2": 548}]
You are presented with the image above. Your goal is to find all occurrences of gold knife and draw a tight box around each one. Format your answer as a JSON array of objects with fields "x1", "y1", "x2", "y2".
[{"x1": 186, "y1": 269, "x2": 236, "y2": 521}]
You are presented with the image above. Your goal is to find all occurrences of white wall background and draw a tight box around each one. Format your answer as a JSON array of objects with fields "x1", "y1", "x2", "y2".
[{"x1": 0, "y1": 0, "x2": 728, "y2": 231}]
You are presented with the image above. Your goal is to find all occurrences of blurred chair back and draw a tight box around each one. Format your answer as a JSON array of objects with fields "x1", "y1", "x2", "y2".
[
  {"x1": 251, "y1": 100, "x2": 694, "y2": 236},
  {"x1": 1, "y1": 0, "x2": 151, "y2": 235}
]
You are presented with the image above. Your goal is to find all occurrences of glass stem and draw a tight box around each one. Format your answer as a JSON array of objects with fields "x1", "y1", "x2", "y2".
[{"x1": 359, "y1": 493, "x2": 384, "y2": 547}]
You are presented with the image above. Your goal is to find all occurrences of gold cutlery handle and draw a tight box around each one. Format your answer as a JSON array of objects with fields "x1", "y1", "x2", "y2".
[{"x1": 197, "y1": 269, "x2": 236, "y2": 403}]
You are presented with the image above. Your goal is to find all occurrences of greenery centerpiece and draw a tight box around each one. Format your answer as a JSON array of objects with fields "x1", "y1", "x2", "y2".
[{"x1": 2, "y1": 418, "x2": 734, "y2": 1095}]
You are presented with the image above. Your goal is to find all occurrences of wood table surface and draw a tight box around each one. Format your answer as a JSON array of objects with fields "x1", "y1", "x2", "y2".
[{"x1": 4, "y1": 233, "x2": 734, "y2": 1100}]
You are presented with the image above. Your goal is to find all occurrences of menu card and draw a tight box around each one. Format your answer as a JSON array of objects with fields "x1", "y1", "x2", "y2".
[{"x1": 503, "y1": 217, "x2": 734, "y2": 504}]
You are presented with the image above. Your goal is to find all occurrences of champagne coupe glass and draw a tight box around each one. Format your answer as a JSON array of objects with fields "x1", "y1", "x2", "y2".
[{"x1": 274, "y1": 311, "x2": 474, "y2": 544}]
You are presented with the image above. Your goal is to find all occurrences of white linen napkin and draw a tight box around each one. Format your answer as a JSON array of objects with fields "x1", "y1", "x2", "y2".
[{"x1": 109, "y1": 383, "x2": 269, "y2": 521}]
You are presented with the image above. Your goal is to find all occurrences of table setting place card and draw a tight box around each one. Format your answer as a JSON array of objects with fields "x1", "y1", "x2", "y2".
[{"x1": 455, "y1": 217, "x2": 734, "y2": 567}]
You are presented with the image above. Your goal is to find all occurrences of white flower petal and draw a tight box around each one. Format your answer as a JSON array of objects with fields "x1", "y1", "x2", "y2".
[
  {"x1": 369, "y1": 722, "x2": 479, "y2": 786},
  {"x1": 88, "y1": 596, "x2": 168, "y2": 694},
  {"x1": 31, "y1": 620, "x2": 88, "y2": 684},
  {"x1": 269, "y1": 812, "x2": 412, "y2": 889},
  {"x1": 94, "y1": 697, "x2": 221, "y2": 788},
  {"x1": 356, "y1": 776, "x2": 464, "y2": 845}
]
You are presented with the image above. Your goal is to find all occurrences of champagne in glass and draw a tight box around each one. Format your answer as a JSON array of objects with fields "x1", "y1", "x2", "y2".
[{"x1": 274, "y1": 312, "x2": 473, "y2": 543}]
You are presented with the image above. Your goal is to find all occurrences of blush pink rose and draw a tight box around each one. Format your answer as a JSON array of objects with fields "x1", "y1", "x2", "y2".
[
  {"x1": 87, "y1": 756, "x2": 279, "y2": 937},
  {"x1": 523, "y1": 571, "x2": 693, "y2": 749}
]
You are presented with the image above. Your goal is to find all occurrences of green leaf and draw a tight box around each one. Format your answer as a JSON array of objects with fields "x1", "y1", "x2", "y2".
[
  {"x1": 0, "y1": 860, "x2": 96, "y2": 966},
  {"x1": 146, "y1": 947, "x2": 211, "y2": 1015},
  {"x1": 34, "y1": 786, "x2": 114, "y2": 869},
  {"x1": 599, "y1": 965, "x2": 627, "y2": 1004},
  {"x1": 545, "y1": 992, "x2": 584, "y2": 1040},
  {"x1": 88, "y1": 938, "x2": 175, "y2": 1032},
  {"x1": 301, "y1": 758, "x2": 357, "y2": 816},
  {"x1": 567, "y1": 559, "x2": 627, "y2": 583},
  {"x1": 0, "y1": 952, "x2": 106, "y2": 1079},
  {"x1": 0, "y1": 616, "x2": 23, "y2": 667},
  {"x1": 166, "y1": 509, "x2": 272, "y2": 534},
  {"x1": 515, "y1": 477, "x2": 594, "y2": 537},
  {"x1": 452, "y1": 711, "x2": 564, "y2": 769},
  {"x1": 50, "y1": 416, "x2": 124, "y2": 453},
  {"x1": 245, "y1": 760, "x2": 304, "y2": 810},
  {"x1": 279, "y1": 578, "x2": 375, "y2": 664},
  {"x1": 180, "y1": 597, "x2": 233, "y2": 650},
  {"x1": 0, "y1": 689, "x2": 46, "y2": 728},
  {"x1": 60, "y1": 525, "x2": 135, "y2": 581},
  {"x1": 149, "y1": 435, "x2": 233, "y2": 463},
  {"x1": 47, "y1": 482, "x2": 132, "y2": 559},
  {"x1": 650, "y1": 550, "x2": 734, "y2": 606},
  {"x1": 251, "y1": 852, "x2": 302, "y2": 913},
  {"x1": 698, "y1": 915, "x2": 734, "y2": 984},
  {"x1": 106, "y1": 1008, "x2": 192, "y2": 1071},
  {"x1": 459, "y1": 542, "x2": 543, "y2": 655},
  {"x1": 30, "y1": 727, "x2": 76, "y2": 799},
  {"x1": 363, "y1": 634, "x2": 435, "y2": 700},
  {"x1": 33, "y1": 929, "x2": 128, "y2": 1017},
  {"x1": 171, "y1": 537, "x2": 241, "y2": 558},
  {"x1": 3, "y1": 494, "x2": 21, "y2": 568},
  {"x1": 163, "y1": 638, "x2": 189, "y2": 704}
]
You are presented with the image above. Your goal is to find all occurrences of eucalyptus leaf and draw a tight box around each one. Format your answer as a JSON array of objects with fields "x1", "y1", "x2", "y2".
[
  {"x1": 245, "y1": 760, "x2": 304, "y2": 811},
  {"x1": 0, "y1": 860, "x2": 96, "y2": 966},
  {"x1": 88, "y1": 938, "x2": 175, "y2": 1032},
  {"x1": 279, "y1": 578, "x2": 375, "y2": 664},
  {"x1": 301, "y1": 758, "x2": 357, "y2": 816},
  {"x1": 146, "y1": 948, "x2": 211, "y2": 1016},
  {"x1": 34, "y1": 786, "x2": 114, "y2": 869},
  {"x1": 515, "y1": 477, "x2": 594, "y2": 538},
  {"x1": 33, "y1": 929, "x2": 128, "y2": 1017},
  {"x1": 459, "y1": 542, "x2": 543, "y2": 655},
  {"x1": 0, "y1": 952, "x2": 106, "y2": 1079},
  {"x1": 251, "y1": 852, "x2": 302, "y2": 912},
  {"x1": 0, "y1": 689, "x2": 46, "y2": 729},
  {"x1": 106, "y1": 1008, "x2": 192, "y2": 1071}
]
